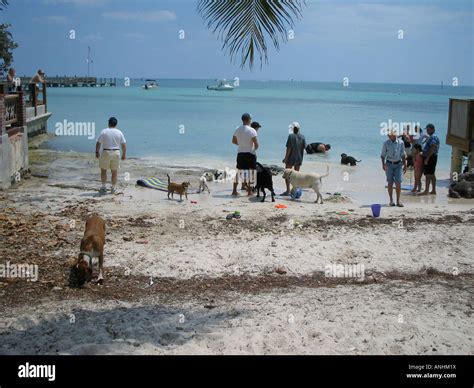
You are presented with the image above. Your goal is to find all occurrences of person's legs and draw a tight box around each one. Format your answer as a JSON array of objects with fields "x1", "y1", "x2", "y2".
[
  {"x1": 111, "y1": 169, "x2": 118, "y2": 187},
  {"x1": 281, "y1": 164, "x2": 293, "y2": 195},
  {"x1": 395, "y1": 182, "x2": 402, "y2": 205},
  {"x1": 421, "y1": 174, "x2": 431, "y2": 195},
  {"x1": 100, "y1": 169, "x2": 107, "y2": 185},
  {"x1": 387, "y1": 182, "x2": 394, "y2": 204},
  {"x1": 430, "y1": 174, "x2": 437, "y2": 194}
]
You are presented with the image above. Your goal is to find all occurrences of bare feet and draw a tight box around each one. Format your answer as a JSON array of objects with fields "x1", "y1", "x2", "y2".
[
  {"x1": 430, "y1": 191, "x2": 437, "y2": 195},
  {"x1": 231, "y1": 191, "x2": 239, "y2": 196},
  {"x1": 280, "y1": 191, "x2": 290, "y2": 196},
  {"x1": 418, "y1": 191, "x2": 429, "y2": 196},
  {"x1": 397, "y1": 202, "x2": 404, "y2": 207}
]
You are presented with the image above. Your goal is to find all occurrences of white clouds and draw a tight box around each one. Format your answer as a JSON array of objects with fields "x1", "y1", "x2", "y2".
[
  {"x1": 297, "y1": 2, "x2": 472, "y2": 43},
  {"x1": 102, "y1": 10, "x2": 176, "y2": 23},
  {"x1": 33, "y1": 15, "x2": 69, "y2": 24},
  {"x1": 44, "y1": 0, "x2": 108, "y2": 5}
]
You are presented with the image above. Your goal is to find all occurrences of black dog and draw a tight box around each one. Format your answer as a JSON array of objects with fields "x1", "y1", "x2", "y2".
[
  {"x1": 254, "y1": 162, "x2": 275, "y2": 202},
  {"x1": 340, "y1": 153, "x2": 361, "y2": 166}
]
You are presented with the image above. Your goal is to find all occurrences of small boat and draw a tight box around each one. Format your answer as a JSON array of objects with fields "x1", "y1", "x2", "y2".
[
  {"x1": 142, "y1": 80, "x2": 158, "y2": 90},
  {"x1": 207, "y1": 79, "x2": 234, "y2": 91}
]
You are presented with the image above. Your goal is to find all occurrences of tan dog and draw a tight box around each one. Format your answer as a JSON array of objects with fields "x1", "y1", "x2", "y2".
[
  {"x1": 282, "y1": 166, "x2": 330, "y2": 203},
  {"x1": 72, "y1": 216, "x2": 106, "y2": 288},
  {"x1": 167, "y1": 174, "x2": 190, "y2": 200}
]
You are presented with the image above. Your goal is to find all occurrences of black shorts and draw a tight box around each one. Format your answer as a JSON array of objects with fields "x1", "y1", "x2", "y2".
[
  {"x1": 424, "y1": 154, "x2": 437, "y2": 175},
  {"x1": 236, "y1": 152, "x2": 256, "y2": 171}
]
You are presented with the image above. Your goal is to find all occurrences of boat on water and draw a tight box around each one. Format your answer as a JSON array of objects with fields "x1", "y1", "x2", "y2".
[
  {"x1": 142, "y1": 80, "x2": 159, "y2": 90},
  {"x1": 206, "y1": 79, "x2": 234, "y2": 91}
]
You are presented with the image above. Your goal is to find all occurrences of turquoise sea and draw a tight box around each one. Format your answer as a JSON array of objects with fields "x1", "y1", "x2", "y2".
[{"x1": 44, "y1": 79, "x2": 474, "y2": 171}]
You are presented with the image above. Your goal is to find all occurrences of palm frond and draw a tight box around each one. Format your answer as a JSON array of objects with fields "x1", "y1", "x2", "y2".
[
  {"x1": 198, "y1": 0, "x2": 305, "y2": 70},
  {"x1": 0, "y1": 1, "x2": 9, "y2": 11}
]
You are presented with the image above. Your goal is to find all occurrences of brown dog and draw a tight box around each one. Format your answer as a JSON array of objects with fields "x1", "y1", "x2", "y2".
[
  {"x1": 167, "y1": 174, "x2": 190, "y2": 200},
  {"x1": 71, "y1": 215, "x2": 106, "y2": 288}
]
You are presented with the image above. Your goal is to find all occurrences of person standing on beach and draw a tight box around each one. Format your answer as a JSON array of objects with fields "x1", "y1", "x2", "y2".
[
  {"x1": 232, "y1": 113, "x2": 258, "y2": 196},
  {"x1": 420, "y1": 123, "x2": 439, "y2": 195},
  {"x1": 281, "y1": 122, "x2": 306, "y2": 196},
  {"x1": 96, "y1": 117, "x2": 127, "y2": 194},
  {"x1": 381, "y1": 129, "x2": 407, "y2": 207}
]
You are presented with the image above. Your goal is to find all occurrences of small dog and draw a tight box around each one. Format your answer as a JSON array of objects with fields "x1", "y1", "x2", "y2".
[
  {"x1": 198, "y1": 176, "x2": 211, "y2": 194},
  {"x1": 167, "y1": 174, "x2": 190, "y2": 200},
  {"x1": 71, "y1": 215, "x2": 106, "y2": 288},
  {"x1": 340, "y1": 153, "x2": 361, "y2": 166},
  {"x1": 254, "y1": 162, "x2": 275, "y2": 202},
  {"x1": 282, "y1": 166, "x2": 329, "y2": 204}
]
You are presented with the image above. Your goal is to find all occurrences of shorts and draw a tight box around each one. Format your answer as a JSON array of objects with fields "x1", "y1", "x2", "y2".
[
  {"x1": 423, "y1": 154, "x2": 437, "y2": 175},
  {"x1": 99, "y1": 150, "x2": 120, "y2": 170},
  {"x1": 236, "y1": 152, "x2": 256, "y2": 170},
  {"x1": 386, "y1": 161, "x2": 403, "y2": 184}
]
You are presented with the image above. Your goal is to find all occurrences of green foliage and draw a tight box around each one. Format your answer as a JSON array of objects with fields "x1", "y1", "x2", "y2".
[
  {"x1": 198, "y1": 0, "x2": 305, "y2": 70},
  {"x1": 0, "y1": 23, "x2": 18, "y2": 76}
]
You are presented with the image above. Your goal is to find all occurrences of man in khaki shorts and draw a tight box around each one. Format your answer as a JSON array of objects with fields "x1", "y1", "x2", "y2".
[{"x1": 95, "y1": 117, "x2": 126, "y2": 194}]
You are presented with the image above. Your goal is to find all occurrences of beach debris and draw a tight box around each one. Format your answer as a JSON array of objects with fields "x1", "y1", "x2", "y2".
[
  {"x1": 191, "y1": 201, "x2": 197, "y2": 204},
  {"x1": 275, "y1": 267, "x2": 287, "y2": 275},
  {"x1": 136, "y1": 240, "x2": 148, "y2": 244},
  {"x1": 449, "y1": 169, "x2": 474, "y2": 198},
  {"x1": 275, "y1": 204, "x2": 288, "y2": 209},
  {"x1": 336, "y1": 211, "x2": 350, "y2": 215}
]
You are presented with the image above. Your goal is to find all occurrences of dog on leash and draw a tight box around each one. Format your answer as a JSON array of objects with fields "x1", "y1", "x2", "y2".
[
  {"x1": 71, "y1": 215, "x2": 106, "y2": 288},
  {"x1": 282, "y1": 166, "x2": 330, "y2": 204},
  {"x1": 167, "y1": 174, "x2": 190, "y2": 200}
]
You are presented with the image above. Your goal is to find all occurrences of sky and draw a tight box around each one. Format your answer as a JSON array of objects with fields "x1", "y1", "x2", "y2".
[{"x1": 1, "y1": 0, "x2": 473, "y2": 85}]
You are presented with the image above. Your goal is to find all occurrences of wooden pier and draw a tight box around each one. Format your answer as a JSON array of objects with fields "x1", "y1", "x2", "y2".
[{"x1": 19, "y1": 76, "x2": 117, "y2": 88}]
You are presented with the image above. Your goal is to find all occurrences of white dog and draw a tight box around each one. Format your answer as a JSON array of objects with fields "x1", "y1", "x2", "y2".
[{"x1": 282, "y1": 165, "x2": 330, "y2": 203}]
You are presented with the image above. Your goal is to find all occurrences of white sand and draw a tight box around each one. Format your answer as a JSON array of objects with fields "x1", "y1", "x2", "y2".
[{"x1": 0, "y1": 149, "x2": 473, "y2": 354}]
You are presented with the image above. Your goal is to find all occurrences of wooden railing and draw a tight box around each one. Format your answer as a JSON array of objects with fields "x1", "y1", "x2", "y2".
[{"x1": 24, "y1": 82, "x2": 47, "y2": 116}]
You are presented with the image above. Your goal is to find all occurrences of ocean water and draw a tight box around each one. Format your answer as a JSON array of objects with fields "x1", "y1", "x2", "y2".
[{"x1": 44, "y1": 79, "x2": 474, "y2": 171}]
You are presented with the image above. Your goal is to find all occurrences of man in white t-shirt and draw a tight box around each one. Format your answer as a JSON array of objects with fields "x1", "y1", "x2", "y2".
[
  {"x1": 95, "y1": 117, "x2": 127, "y2": 194},
  {"x1": 232, "y1": 113, "x2": 259, "y2": 196}
]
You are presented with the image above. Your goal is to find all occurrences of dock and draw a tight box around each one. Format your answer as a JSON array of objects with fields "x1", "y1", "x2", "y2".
[{"x1": 19, "y1": 76, "x2": 117, "y2": 88}]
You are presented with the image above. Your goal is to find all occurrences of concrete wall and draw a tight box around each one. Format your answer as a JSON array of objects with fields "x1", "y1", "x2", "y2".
[
  {"x1": 0, "y1": 129, "x2": 29, "y2": 189},
  {"x1": 0, "y1": 92, "x2": 30, "y2": 190}
]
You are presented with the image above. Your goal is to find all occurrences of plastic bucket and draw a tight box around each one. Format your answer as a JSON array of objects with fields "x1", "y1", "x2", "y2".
[{"x1": 371, "y1": 204, "x2": 381, "y2": 218}]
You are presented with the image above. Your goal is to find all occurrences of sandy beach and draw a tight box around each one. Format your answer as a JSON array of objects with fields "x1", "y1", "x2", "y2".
[{"x1": 0, "y1": 146, "x2": 473, "y2": 355}]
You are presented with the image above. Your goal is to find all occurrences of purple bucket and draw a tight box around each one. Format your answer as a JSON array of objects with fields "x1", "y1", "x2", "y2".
[{"x1": 371, "y1": 204, "x2": 381, "y2": 218}]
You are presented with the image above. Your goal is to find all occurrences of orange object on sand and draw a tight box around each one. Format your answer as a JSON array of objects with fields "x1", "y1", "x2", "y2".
[
  {"x1": 275, "y1": 204, "x2": 288, "y2": 209},
  {"x1": 337, "y1": 211, "x2": 350, "y2": 215}
]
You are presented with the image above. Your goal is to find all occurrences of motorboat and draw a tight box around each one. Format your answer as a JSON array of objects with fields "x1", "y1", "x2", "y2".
[
  {"x1": 206, "y1": 79, "x2": 234, "y2": 91},
  {"x1": 142, "y1": 80, "x2": 158, "y2": 90}
]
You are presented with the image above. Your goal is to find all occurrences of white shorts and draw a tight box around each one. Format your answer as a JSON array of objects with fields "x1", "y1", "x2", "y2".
[{"x1": 99, "y1": 150, "x2": 120, "y2": 170}]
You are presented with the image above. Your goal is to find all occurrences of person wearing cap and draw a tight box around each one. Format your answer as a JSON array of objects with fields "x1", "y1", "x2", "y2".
[
  {"x1": 232, "y1": 113, "x2": 259, "y2": 196},
  {"x1": 381, "y1": 128, "x2": 407, "y2": 207},
  {"x1": 420, "y1": 123, "x2": 439, "y2": 195},
  {"x1": 281, "y1": 122, "x2": 307, "y2": 196}
]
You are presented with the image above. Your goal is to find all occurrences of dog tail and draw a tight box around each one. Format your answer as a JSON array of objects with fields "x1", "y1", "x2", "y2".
[
  {"x1": 320, "y1": 165, "x2": 330, "y2": 178},
  {"x1": 167, "y1": 174, "x2": 171, "y2": 185},
  {"x1": 357, "y1": 160, "x2": 362, "y2": 163}
]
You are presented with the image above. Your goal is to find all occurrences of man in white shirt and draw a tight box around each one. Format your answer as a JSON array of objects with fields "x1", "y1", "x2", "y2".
[
  {"x1": 95, "y1": 117, "x2": 127, "y2": 194},
  {"x1": 232, "y1": 113, "x2": 259, "y2": 196}
]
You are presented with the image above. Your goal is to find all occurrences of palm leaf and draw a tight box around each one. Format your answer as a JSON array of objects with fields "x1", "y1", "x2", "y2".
[
  {"x1": 198, "y1": 0, "x2": 305, "y2": 70},
  {"x1": 0, "y1": 1, "x2": 8, "y2": 11}
]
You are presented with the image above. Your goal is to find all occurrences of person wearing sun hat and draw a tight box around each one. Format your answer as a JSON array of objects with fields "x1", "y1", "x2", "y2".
[{"x1": 281, "y1": 121, "x2": 306, "y2": 196}]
